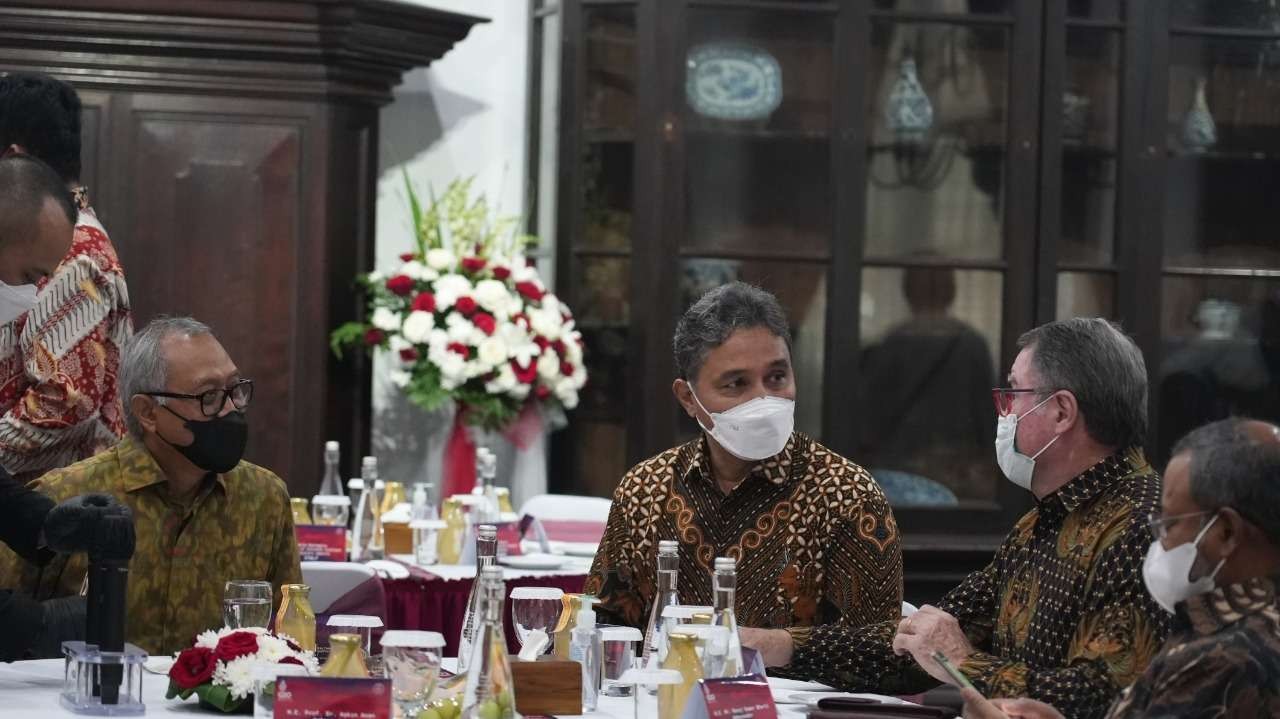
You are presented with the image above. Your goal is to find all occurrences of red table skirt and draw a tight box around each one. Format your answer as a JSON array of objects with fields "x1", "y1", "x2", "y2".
[{"x1": 383, "y1": 573, "x2": 587, "y2": 657}]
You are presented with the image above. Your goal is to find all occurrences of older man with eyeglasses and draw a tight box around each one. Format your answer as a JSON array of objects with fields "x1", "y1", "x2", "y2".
[
  {"x1": 743, "y1": 317, "x2": 1169, "y2": 719},
  {"x1": 0, "y1": 316, "x2": 301, "y2": 655}
]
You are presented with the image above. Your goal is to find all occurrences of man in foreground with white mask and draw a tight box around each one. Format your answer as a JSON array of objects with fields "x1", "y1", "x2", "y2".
[
  {"x1": 585, "y1": 282, "x2": 903, "y2": 644},
  {"x1": 963, "y1": 417, "x2": 1280, "y2": 718},
  {"x1": 743, "y1": 317, "x2": 1166, "y2": 719},
  {"x1": 0, "y1": 72, "x2": 133, "y2": 481}
]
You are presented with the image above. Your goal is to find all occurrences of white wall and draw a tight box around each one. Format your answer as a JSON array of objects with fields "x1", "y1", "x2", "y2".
[{"x1": 369, "y1": 0, "x2": 535, "y2": 490}]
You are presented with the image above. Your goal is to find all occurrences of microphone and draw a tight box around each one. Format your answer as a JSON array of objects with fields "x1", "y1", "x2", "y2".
[{"x1": 44, "y1": 494, "x2": 135, "y2": 704}]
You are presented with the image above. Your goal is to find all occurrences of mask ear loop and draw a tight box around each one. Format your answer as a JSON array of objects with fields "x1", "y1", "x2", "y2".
[
  {"x1": 1192, "y1": 513, "x2": 1227, "y2": 581},
  {"x1": 686, "y1": 383, "x2": 716, "y2": 433},
  {"x1": 1020, "y1": 392, "x2": 1062, "y2": 460}
]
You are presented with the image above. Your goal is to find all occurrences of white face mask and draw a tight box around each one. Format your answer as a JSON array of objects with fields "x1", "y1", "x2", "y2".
[
  {"x1": 689, "y1": 387, "x2": 794, "y2": 461},
  {"x1": 1143, "y1": 514, "x2": 1225, "y2": 614},
  {"x1": 995, "y1": 394, "x2": 1060, "y2": 491},
  {"x1": 0, "y1": 282, "x2": 37, "y2": 325}
]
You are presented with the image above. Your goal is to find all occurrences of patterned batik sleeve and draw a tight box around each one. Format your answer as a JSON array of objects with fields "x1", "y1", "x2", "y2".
[
  {"x1": 584, "y1": 470, "x2": 649, "y2": 628},
  {"x1": 1107, "y1": 635, "x2": 1280, "y2": 719},
  {"x1": 782, "y1": 548, "x2": 1002, "y2": 692},
  {"x1": 957, "y1": 516, "x2": 1167, "y2": 719},
  {"x1": 0, "y1": 255, "x2": 124, "y2": 474}
]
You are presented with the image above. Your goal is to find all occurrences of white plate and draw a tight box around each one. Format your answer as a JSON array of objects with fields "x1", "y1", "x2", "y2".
[
  {"x1": 780, "y1": 691, "x2": 911, "y2": 708},
  {"x1": 498, "y1": 554, "x2": 566, "y2": 570},
  {"x1": 553, "y1": 541, "x2": 600, "y2": 557},
  {"x1": 685, "y1": 43, "x2": 783, "y2": 121}
]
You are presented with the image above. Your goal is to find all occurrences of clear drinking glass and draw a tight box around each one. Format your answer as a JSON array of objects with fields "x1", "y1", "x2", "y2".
[
  {"x1": 600, "y1": 626, "x2": 642, "y2": 697},
  {"x1": 253, "y1": 663, "x2": 310, "y2": 718},
  {"x1": 381, "y1": 630, "x2": 445, "y2": 718},
  {"x1": 509, "y1": 586, "x2": 564, "y2": 655},
  {"x1": 223, "y1": 580, "x2": 273, "y2": 628}
]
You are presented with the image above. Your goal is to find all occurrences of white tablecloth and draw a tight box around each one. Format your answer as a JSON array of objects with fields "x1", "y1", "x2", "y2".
[{"x1": 0, "y1": 658, "x2": 895, "y2": 718}]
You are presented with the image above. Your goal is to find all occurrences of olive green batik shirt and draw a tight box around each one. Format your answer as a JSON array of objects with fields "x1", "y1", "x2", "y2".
[{"x1": 0, "y1": 436, "x2": 302, "y2": 655}]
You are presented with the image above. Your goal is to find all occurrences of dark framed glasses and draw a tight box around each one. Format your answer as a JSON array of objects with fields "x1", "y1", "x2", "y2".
[
  {"x1": 144, "y1": 379, "x2": 253, "y2": 417},
  {"x1": 991, "y1": 387, "x2": 1056, "y2": 417}
]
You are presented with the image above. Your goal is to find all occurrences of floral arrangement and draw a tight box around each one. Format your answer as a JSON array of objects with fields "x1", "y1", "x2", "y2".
[
  {"x1": 331, "y1": 176, "x2": 587, "y2": 431},
  {"x1": 165, "y1": 627, "x2": 320, "y2": 712}
]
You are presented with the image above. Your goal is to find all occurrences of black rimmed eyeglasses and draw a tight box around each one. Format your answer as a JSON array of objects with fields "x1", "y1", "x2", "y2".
[{"x1": 143, "y1": 379, "x2": 253, "y2": 417}]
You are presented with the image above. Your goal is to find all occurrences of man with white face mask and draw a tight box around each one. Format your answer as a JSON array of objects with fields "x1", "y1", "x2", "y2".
[
  {"x1": 744, "y1": 318, "x2": 1167, "y2": 719},
  {"x1": 585, "y1": 282, "x2": 903, "y2": 641},
  {"x1": 963, "y1": 417, "x2": 1280, "y2": 719}
]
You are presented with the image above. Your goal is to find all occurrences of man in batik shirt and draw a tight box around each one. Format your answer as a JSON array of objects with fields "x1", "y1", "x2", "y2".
[
  {"x1": 963, "y1": 418, "x2": 1280, "y2": 719},
  {"x1": 0, "y1": 73, "x2": 132, "y2": 480},
  {"x1": 743, "y1": 318, "x2": 1168, "y2": 719},
  {"x1": 586, "y1": 283, "x2": 903, "y2": 640},
  {"x1": 0, "y1": 317, "x2": 300, "y2": 655}
]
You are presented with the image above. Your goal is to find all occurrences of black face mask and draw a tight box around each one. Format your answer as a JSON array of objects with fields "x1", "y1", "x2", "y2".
[{"x1": 160, "y1": 406, "x2": 248, "y2": 474}]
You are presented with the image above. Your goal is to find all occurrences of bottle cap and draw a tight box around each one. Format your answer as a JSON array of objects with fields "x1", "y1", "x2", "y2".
[
  {"x1": 714, "y1": 556, "x2": 736, "y2": 572},
  {"x1": 380, "y1": 630, "x2": 445, "y2": 649},
  {"x1": 576, "y1": 595, "x2": 599, "y2": 629},
  {"x1": 477, "y1": 525, "x2": 497, "y2": 540},
  {"x1": 325, "y1": 441, "x2": 339, "y2": 453},
  {"x1": 658, "y1": 540, "x2": 679, "y2": 553}
]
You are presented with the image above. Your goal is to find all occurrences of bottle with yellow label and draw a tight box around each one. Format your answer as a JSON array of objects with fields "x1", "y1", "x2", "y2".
[
  {"x1": 438, "y1": 498, "x2": 465, "y2": 565},
  {"x1": 290, "y1": 498, "x2": 312, "y2": 526},
  {"x1": 275, "y1": 584, "x2": 316, "y2": 651},
  {"x1": 552, "y1": 593, "x2": 584, "y2": 659},
  {"x1": 659, "y1": 631, "x2": 702, "y2": 719},
  {"x1": 320, "y1": 634, "x2": 370, "y2": 678}
]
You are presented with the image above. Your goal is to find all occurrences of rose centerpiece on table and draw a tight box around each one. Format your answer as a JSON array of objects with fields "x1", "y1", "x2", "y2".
[
  {"x1": 331, "y1": 176, "x2": 587, "y2": 496},
  {"x1": 166, "y1": 626, "x2": 320, "y2": 713}
]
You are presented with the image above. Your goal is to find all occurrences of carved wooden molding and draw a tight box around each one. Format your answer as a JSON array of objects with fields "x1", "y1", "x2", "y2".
[{"x1": 0, "y1": 0, "x2": 486, "y2": 105}]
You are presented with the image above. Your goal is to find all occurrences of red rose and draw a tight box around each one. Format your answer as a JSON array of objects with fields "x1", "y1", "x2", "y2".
[
  {"x1": 493, "y1": 266, "x2": 511, "y2": 281},
  {"x1": 473, "y1": 313, "x2": 496, "y2": 336},
  {"x1": 399, "y1": 347, "x2": 420, "y2": 362},
  {"x1": 385, "y1": 275, "x2": 415, "y2": 296},
  {"x1": 214, "y1": 631, "x2": 260, "y2": 663},
  {"x1": 534, "y1": 385, "x2": 551, "y2": 400},
  {"x1": 455, "y1": 296, "x2": 478, "y2": 315},
  {"x1": 448, "y1": 342, "x2": 471, "y2": 359},
  {"x1": 278, "y1": 656, "x2": 304, "y2": 666},
  {"x1": 533, "y1": 336, "x2": 550, "y2": 352},
  {"x1": 515, "y1": 281, "x2": 544, "y2": 302},
  {"x1": 551, "y1": 339, "x2": 567, "y2": 357},
  {"x1": 511, "y1": 360, "x2": 538, "y2": 385},
  {"x1": 398, "y1": 252, "x2": 416, "y2": 262},
  {"x1": 364, "y1": 328, "x2": 386, "y2": 346},
  {"x1": 560, "y1": 361, "x2": 576, "y2": 377},
  {"x1": 462, "y1": 256, "x2": 486, "y2": 273},
  {"x1": 169, "y1": 646, "x2": 217, "y2": 690},
  {"x1": 411, "y1": 292, "x2": 436, "y2": 313}
]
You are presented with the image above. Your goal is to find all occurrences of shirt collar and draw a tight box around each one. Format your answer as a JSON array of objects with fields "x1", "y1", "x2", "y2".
[
  {"x1": 1047, "y1": 446, "x2": 1150, "y2": 513},
  {"x1": 117, "y1": 435, "x2": 228, "y2": 495},
  {"x1": 682, "y1": 432, "x2": 798, "y2": 487},
  {"x1": 1180, "y1": 574, "x2": 1280, "y2": 636}
]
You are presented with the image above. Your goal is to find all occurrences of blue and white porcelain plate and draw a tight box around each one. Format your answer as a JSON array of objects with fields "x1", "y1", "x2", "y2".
[{"x1": 685, "y1": 43, "x2": 783, "y2": 121}]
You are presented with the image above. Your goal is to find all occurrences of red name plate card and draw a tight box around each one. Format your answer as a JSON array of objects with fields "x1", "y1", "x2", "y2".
[
  {"x1": 295, "y1": 525, "x2": 347, "y2": 562},
  {"x1": 683, "y1": 675, "x2": 778, "y2": 719},
  {"x1": 273, "y1": 676, "x2": 391, "y2": 719}
]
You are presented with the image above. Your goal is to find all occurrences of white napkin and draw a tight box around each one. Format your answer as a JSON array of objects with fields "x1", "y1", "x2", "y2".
[{"x1": 365, "y1": 559, "x2": 410, "y2": 580}]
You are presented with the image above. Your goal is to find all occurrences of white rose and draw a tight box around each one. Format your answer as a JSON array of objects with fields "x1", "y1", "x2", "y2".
[
  {"x1": 389, "y1": 370, "x2": 411, "y2": 388},
  {"x1": 446, "y1": 318, "x2": 476, "y2": 344},
  {"x1": 426, "y1": 249, "x2": 456, "y2": 271},
  {"x1": 401, "y1": 310, "x2": 435, "y2": 344},
  {"x1": 370, "y1": 307, "x2": 400, "y2": 332},
  {"x1": 537, "y1": 349, "x2": 560, "y2": 381},
  {"x1": 437, "y1": 353, "x2": 467, "y2": 389},
  {"x1": 485, "y1": 364, "x2": 518, "y2": 395},
  {"x1": 540, "y1": 294, "x2": 562, "y2": 316},
  {"x1": 510, "y1": 382, "x2": 531, "y2": 400},
  {"x1": 528, "y1": 309, "x2": 562, "y2": 340},
  {"x1": 474, "y1": 279, "x2": 514, "y2": 317},
  {"x1": 512, "y1": 264, "x2": 538, "y2": 283},
  {"x1": 477, "y1": 336, "x2": 508, "y2": 368},
  {"x1": 555, "y1": 378, "x2": 580, "y2": 409},
  {"x1": 434, "y1": 274, "x2": 473, "y2": 309}
]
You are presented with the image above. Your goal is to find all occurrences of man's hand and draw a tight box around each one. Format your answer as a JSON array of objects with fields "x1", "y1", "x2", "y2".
[
  {"x1": 891, "y1": 605, "x2": 974, "y2": 685},
  {"x1": 738, "y1": 627, "x2": 793, "y2": 668},
  {"x1": 961, "y1": 689, "x2": 1065, "y2": 719}
]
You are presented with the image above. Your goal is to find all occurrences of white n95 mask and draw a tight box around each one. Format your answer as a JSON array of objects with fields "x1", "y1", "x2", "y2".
[{"x1": 690, "y1": 388, "x2": 794, "y2": 461}]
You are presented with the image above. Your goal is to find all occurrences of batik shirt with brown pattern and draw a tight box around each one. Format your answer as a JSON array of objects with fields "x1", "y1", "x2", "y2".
[
  {"x1": 0, "y1": 436, "x2": 301, "y2": 655},
  {"x1": 786, "y1": 448, "x2": 1169, "y2": 719},
  {"x1": 1105, "y1": 574, "x2": 1280, "y2": 718},
  {"x1": 585, "y1": 432, "x2": 903, "y2": 639}
]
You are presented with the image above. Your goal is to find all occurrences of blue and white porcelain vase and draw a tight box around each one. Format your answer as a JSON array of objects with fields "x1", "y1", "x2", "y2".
[
  {"x1": 886, "y1": 57, "x2": 934, "y2": 144},
  {"x1": 1181, "y1": 77, "x2": 1217, "y2": 154}
]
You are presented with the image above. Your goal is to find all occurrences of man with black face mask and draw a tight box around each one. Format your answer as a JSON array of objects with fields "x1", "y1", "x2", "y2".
[{"x1": 0, "y1": 316, "x2": 301, "y2": 655}]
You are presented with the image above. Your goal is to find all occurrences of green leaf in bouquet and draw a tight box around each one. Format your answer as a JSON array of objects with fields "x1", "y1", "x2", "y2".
[
  {"x1": 165, "y1": 679, "x2": 196, "y2": 701},
  {"x1": 403, "y1": 168, "x2": 425, "y2": 257},
  {"x1": 193, "y1": 682, "x2": 247, "y2": 713},
  {"x1": 329, "y1": 322, "x2": 368, "y2": 359}
]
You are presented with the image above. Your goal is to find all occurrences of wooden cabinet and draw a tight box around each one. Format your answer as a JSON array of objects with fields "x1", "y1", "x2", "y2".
[
  {"x1": 0, "y1": 0, "x2": 483, "y2": 492},
  {"x1": 534, "y1": 0, "x2": 1280, "y2": 598}
]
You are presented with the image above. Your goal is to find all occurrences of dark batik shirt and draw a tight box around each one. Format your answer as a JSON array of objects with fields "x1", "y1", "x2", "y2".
[
  {"x1": 584, "y1": 432, "x2": 903, "y2": 634},
  {"x1": 786, "y1": 448, "x2": 1169, "y2": 719},
  {"x1": 1106, "y1": 574, "x2": 1280, "y2": 718}
]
